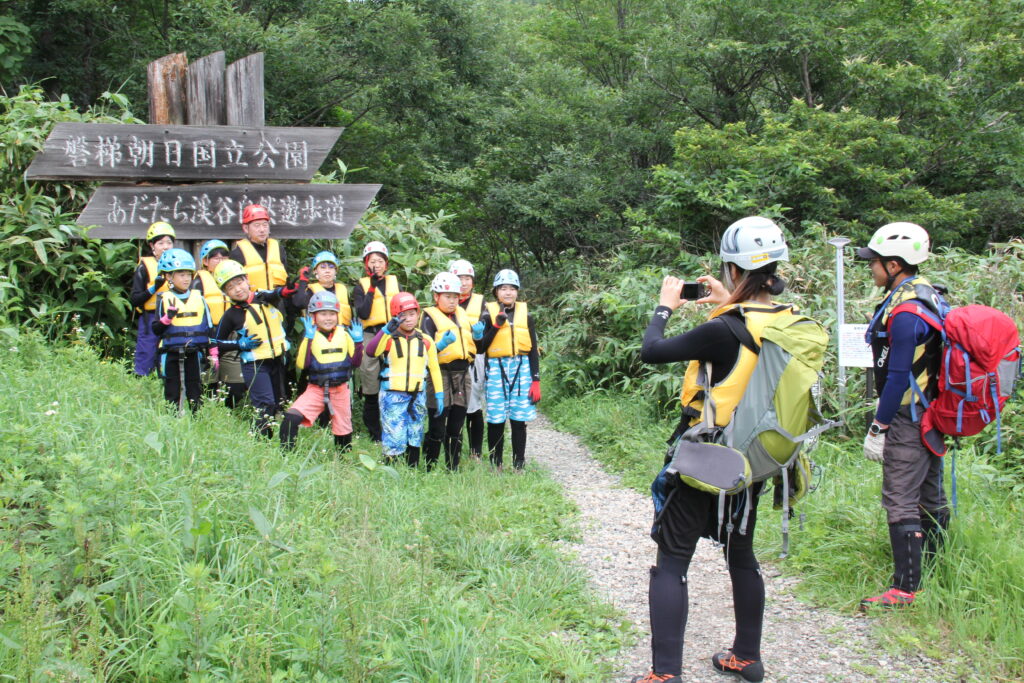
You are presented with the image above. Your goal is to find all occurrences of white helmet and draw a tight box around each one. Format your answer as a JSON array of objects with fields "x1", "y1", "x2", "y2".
[
  {"x1": 449, "y1": 259, "x2": 475, "y2": 278},
  {"x1": 857, "y1": 222, "x2": 930, "y2": 265},
  {"x1": 493, "y1": 269, "x2": 520, "y2": 289},
  {"x1": 719, "y1": 216, "x2": 789, "y2": 271},
  {"x1": 430, "y1": 272, "x2": 462, "y2": 294},
  {"x1": 362, "y1": 241, "x2": 389, "y2": 261}
]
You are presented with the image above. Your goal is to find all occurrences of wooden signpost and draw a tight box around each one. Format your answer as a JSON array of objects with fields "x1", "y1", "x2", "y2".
[{"x1": 25, "y1": 51, "x2": 380, "y2": 247}]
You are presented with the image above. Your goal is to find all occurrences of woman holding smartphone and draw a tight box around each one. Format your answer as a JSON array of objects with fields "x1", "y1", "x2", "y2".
[{"x1": 631, "y1": 216, "x2": 790, "y2": 683}]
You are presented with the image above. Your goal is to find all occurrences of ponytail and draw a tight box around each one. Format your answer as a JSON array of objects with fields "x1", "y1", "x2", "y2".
[{"x1": 720, "y1": 262, "x2": 787, "y2": 309}]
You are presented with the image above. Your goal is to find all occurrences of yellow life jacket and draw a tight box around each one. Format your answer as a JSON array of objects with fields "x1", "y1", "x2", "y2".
[
  {"x1": 139, "y1": 256, "x2": 169, "y2": 312},
  {"x1": 376, "y1": 332, "x2": 441, "y2": 393},
  {"x1": 485, "y1": 302, "x2": 532, "y2": 358},
  {"x1": 461, "y1": 292, "x2": 484, "y2": 325},
  {"x1": 158, "y1": 290, "x2": 210, "y2": 350},
  {"x1": 196, "y1": 270, "x2": 229, "y2": 325},
  {"x1": 422, "y1": 305, "x2": 475, "y2": 364},
  {"x1": 874, "y1": 276, "x2": 941, "y2": 406},
  {"x1": 359, "y1": 274, "x2": 399, "y2": 327},
  {"x1": 308, "y1": 282, "x2": 352, "y2": 327},
  {"x1": 679, "y1": 303, "x2": 794, "y2": 428},
  {"x1": 237, "y1": 238, "x2": 288, "y2": 291},
  {"x1": 241, "y1": 301, "x2": 288, "y2": 360},
  {"x1": 297, "y1": 329, "x2": 355, "y2": 387}
]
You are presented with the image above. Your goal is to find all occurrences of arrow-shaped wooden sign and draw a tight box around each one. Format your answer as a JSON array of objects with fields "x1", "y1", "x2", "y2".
[
  {"x1": 26, "y1": 122, "x2": 342, "y2": 183},
  {"x1": 78, "y1": 183, "x2": 381, "y2": 240}
]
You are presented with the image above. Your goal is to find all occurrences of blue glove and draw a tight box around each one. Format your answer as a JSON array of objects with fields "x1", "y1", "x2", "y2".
[
  {"x1": 385, "y1": 315, "x2": 402, "y2": 335},
  {"x1": 434, "y1": 392, "x2": 444, "y2": 417},
  {"x1": 302, "y1": 316, "x2": 316, "y2": 340},
  {"x1": 236, "y1": 330, "x2": 263, "y2": 351},
  {"x1": 348, "y1": 318, "x2": 364, "y2": 343},
  {"x1": 471, "y1": 321, "x2": 485, "y2": 340},
  {"x1": 436, "y1": 329, "x2": 457, "y2": 351}
]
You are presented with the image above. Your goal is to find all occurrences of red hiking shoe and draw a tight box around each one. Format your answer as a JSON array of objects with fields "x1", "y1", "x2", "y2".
[{"x1": 859, "y1": 586, "x2": 916, "y2": 611}]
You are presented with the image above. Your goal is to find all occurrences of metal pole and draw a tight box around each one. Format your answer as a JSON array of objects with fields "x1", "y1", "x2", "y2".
[{"x1": 827, "y1": 237, "x2": 851, "y2": 409}]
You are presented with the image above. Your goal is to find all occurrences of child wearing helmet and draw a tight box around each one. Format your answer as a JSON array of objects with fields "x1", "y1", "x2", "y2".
[
  {"x1": 420, "y1": 271, "x2": 485, "y2": 469},
  {"x1": 192, "y1": 239, "x2": 245, "y2": 406},
  {"x1": 292, "y1": 250, "x2": 353, "y2": 326},
  {"x1": 475, "y1": 269, "x2": 541, "y2": 471},
  {"x1": 279, "y1": 291, "x2": 364, "y2": 452},
  {"x1": 365, "y1": 292, "x2": 443, "y2": 465},
  {"x1": 151, "y1": 248, "x2": 213, "y2": 413},
  {"x1": 229, "y1": 204, "x2": 289, "y2": 291},
  {"x1": 632, "y1": 216, "x2": 791, "y2": 683},
  {"x1": 129, "y1": 221, "x2": 176, "y2": 376},
  {"x1": 352, "y1": 241, "x2": 400, "y2": 442},
  {"x1": 450, "y1": 259, "x2": 488, "y2": 460},
  {"x1": 211, "y1": 259, "x2": 291, "y2": 438}
]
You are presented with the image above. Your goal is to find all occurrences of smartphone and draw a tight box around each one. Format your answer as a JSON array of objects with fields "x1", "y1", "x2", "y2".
[{"x1": 681, "y1": 282, "x2": 708, "y2": 300}]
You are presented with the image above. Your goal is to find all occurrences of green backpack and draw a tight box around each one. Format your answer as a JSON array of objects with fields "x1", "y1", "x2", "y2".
[{"x1": 666, "y1": 305, "x2": 840, "y2": 556}]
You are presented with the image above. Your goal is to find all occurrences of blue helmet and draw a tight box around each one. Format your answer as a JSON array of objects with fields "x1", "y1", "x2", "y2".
[
  {"x1": 199, "y1": 239, "x2": 229, "y2": 261},
  {"x1": 311, "y1": 250, "x2": 338, "y2": 270},
  {"x1": 492, "y1": 269, "x2": 520, "y2": 289},
  {"x1": 157, "y1": 248, "x2": 197, "y2": 274}
]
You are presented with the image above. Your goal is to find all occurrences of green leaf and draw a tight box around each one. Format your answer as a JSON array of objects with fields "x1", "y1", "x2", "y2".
[
  {"x1": 143, "y1": 432, "x2": 161, "y2": 454},
  {"x1": 358, "y1": 453, "x2": 378, "y2": 471},
  {"x1": 248, "y1": 506, "x2": 272, "y2": 539},
  {"x1": 267, "y1": 471, "x2": 290, "y2": 489}
]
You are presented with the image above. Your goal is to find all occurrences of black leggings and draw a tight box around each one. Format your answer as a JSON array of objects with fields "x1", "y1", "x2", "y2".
[
  {"x1": 425, "y1": 404, "x2": 468, "y2": 469},
  {"x1": 465, "y1": 410, "x2": 484, "y2": 455},
  {"x1": 648, "y1": 485, "x2": 765, "y2": 674},
  {"x1": 162, "y1": 351, "x2": 203, "y2": 413},
  {"x1": 487, "y1": 420, "x2": 526, "y2": 469}
]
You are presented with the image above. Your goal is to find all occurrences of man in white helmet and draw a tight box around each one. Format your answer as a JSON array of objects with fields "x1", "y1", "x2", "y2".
[{"x1": 857, "y1": 222, "x2": 949, "y2": 610}]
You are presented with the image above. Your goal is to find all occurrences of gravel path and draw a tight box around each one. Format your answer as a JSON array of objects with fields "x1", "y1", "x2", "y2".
[{"x1": 527, "y1": 414, "x2": 953, "y2": 683}]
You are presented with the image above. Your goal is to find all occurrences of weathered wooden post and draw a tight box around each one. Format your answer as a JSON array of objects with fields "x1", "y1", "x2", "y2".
[
  {"x1": 147, "y1": 53, "x2": 187, "y2": 125},
  {"x1": 226, "y1": 53, "x2": 265, "y2": 127}
]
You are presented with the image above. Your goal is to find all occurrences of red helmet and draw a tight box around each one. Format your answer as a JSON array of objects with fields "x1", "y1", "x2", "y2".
[
  {"x1": 389, "y1": 292, "x2": 420, "y2": 317},
  {"x1": 242, "y1": 204, "x2": 271, "y2": 225}
]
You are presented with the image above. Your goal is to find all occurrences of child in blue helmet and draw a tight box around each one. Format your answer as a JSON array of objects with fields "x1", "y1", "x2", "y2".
[
  {"x1": 475, "y1": 269, "x2": 541, "y2": 471},
  {"x1": 292, "y1": 250, "x2": 353, "y2": 326},
  {"x1": 151, "y1": 248, "x2": 213, "y2": 413}
]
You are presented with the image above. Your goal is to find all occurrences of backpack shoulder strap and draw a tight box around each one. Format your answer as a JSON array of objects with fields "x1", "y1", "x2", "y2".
[
  {"x1": 887, "y1": 301, "x2": 944, "y2": 334},
  {"x1": 718, "y1": 310, "x2": 759, "y2": 356}
]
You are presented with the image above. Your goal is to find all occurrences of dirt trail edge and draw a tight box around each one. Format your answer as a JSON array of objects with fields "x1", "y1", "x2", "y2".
[{"x1": 527, "y1": 414, "x2": 950, "y2": 683}]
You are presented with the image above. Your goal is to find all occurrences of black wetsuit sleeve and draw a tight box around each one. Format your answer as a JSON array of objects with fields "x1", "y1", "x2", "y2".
[
  {"x1": 152, "y1": 296, "x2": 170, "y2": 336},
  {"x1": 476, "y1": 307, "x2": 498, "y2": 353},
  {"x1": 129, "y1": 263, "x2": 152, "y2": 309},
  {"x1": 352, "y1": 282, "x2": 374, "y2": 321},
  {"x1": 420, "y1": 314, "x2": 438, "y2": 338},
  {"x1": 228, "y1": 245, "x2": 244, "y2": 263},
  {"x1": 640, "y1": 306, "x2": 739, "y2": 384},
  {"x1": 213, "y1": 307, "x2": 245, "y2": 352},
  {"x1": 528, "y1": 315, "x2": 539, "y2": 380}
]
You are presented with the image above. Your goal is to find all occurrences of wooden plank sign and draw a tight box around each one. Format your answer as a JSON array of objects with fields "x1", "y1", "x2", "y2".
[
  {"x1": 77, "y1": 183, "x2": 381, "y2": 240},
  {"x1": 26, "y1": 123, "x2": 342, "y2": 182}
]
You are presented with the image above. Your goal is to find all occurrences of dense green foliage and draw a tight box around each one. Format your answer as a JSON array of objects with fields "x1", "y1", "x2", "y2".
[
  {"x1": 0, "y1": 330, "x2": 627, "y2": 680},
  {"x1": 4, "y1": 0, "x2": 1023, "y2": 262}
]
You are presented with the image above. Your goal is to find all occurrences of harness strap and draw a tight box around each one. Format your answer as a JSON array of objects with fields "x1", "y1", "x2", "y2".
[{"x1": 779, "y1": 467, "x2": 790, "y2": 559}]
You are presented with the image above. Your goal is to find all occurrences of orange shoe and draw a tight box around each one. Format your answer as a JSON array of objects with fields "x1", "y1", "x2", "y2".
[
  {"x1": 711, "y1": 650, "x2": 764, "y2": 682},
  {"x1": 629, "y1": 672, "x2": 681, "y2": 683},
  {"x1": 859, "y1": 586, "x2": 916, "y2": 611}
]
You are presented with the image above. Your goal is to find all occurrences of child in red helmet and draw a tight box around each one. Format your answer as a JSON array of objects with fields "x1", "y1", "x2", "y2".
[{"x1": 365, "y1": 292, "x2": 444, "y2": 465}]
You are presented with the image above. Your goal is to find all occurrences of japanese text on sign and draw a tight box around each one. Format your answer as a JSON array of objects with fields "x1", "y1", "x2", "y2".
[
  {"x1": 104, "y1": 192, "x2": 344, "y2": 228},
  {"x1": 63, "y1": 133, "x2": 309, "y2": 171}
]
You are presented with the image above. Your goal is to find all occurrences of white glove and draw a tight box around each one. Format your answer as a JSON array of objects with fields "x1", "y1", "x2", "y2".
[{"x1": 863, "y1": 432, "x2": 886, "y2": 463}]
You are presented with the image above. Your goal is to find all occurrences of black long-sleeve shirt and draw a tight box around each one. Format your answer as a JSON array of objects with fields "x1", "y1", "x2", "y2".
[
  {"x1": 640, "y1": 305, "x2": 740, "y2": 385},
  {"x1": 212, "y1": 290, "x2": 284, "y2": 353},
  {"x1": 351, "y1": 275, "x2": 395, "y2": 326},
  {"x1": 129, "y1": 262, "x2": 156, "y2": 309},
  {"x1": 476, "y1": 304, "x2": 540, "y2": 381}
]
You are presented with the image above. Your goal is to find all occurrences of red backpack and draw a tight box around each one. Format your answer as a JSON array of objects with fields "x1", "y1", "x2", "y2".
[{"x1": 890, "y1": 303, "x2": 1021, "y2": 456}]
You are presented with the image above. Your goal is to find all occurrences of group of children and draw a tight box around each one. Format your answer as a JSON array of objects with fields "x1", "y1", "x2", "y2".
[{"x1": 129, "y1": 207, "x2": 541, "y2": 470}]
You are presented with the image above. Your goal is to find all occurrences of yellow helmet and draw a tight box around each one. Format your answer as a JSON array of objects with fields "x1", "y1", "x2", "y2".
[
  {"x1": 213, "y1": 259, "x2": 247, "y2": 290},
  {"x1": 146, "y1": 221, "x2": 176, "y2": 242}
]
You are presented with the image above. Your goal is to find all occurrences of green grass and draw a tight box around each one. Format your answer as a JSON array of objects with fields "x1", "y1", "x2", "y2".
[
  {"x1": 545, "y1": 381, "x2": 1024, "y2": 682},
  {"x1": 0, "y1": 330, "x2": 628, "y2": 681}
]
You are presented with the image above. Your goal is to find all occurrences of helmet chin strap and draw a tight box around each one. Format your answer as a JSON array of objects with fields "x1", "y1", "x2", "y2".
[{"x1": 722, "y1": 263, "x2": 743, "y2": 292}]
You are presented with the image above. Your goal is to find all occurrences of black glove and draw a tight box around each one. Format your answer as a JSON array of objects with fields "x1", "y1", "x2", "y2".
[
  {"x1": 154, "y1": 275, "x2": 166, "y2": 289},
  {"x1": 166, "y1": 304, "x2": 178, "y2": 319},
  {"x1": 298, "y1": 266, "x2": 310, "y2": 283},
  {"x1": 251, "y1": 289, "x2": 277, "y2": 305},
  {"x1": 494, "y1": 311, "x2": 508, "y2": 327},
  {"x1": 370, "y1": 274, "x2": 384, "y2": 290}
]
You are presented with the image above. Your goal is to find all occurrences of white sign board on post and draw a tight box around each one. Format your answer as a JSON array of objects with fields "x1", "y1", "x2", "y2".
[{"x1": 839, "y1": 323, "x2": 874, "y2": 368}]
